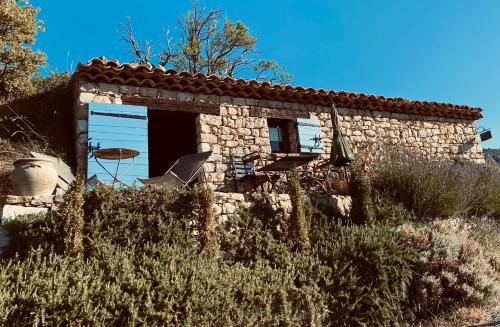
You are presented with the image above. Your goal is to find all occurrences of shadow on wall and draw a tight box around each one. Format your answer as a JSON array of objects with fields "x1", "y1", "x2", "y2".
[{"x1": 458, "y1": 135, "x2": 484, "y2": 155}]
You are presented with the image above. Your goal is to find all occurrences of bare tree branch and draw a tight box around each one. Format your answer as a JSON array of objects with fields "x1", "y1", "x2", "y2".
[
  {"x1": 117, "y1": 2, "x2": 292, "y2": 83},
  {"x1": 118, "y1": 17, "x2": 148, "y2": 64},
  {"x1": 226, "y1": 48, "x2": 251, "y2": 77},
  {"x1": 157, "y1": 28, "x2": 176, "y2": 66}
]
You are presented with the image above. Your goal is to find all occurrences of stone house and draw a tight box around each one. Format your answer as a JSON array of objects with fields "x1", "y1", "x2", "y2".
[{"x1": 71, "y1": 57, "x2": 484, "y2": 191}]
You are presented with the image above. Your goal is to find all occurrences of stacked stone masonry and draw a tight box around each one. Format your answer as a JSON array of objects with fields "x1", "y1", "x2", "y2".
[
  {"x1": 214, "y1": 193, "x2": 352, "y2": 223},
  {"x1": 214, "y1": 192, "x2": 292, "y2": 224},
  {"x1": 74, "y1": 82, "x2": 484, "y2": 190},
  {"x1": 1, "y1": 195, "x2": 63, "y2": 221}
]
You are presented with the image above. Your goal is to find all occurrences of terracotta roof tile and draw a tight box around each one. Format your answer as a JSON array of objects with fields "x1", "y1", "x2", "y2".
[{"x1": 73, "y1": 57, "x2": 482, "y2": 120}]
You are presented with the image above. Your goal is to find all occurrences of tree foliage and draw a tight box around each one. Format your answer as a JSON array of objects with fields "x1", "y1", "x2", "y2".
[
  {"x1": 119, "y1": 1, "x2": 291, "y2": 84},
  {"x1": 0, "y1": 0, "x2": 46, "y2": 100}
]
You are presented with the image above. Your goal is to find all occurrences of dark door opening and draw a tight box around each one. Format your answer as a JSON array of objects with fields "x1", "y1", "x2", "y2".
[{"x1": 148, "y1": 110, "x2": 198, "y2": 177}]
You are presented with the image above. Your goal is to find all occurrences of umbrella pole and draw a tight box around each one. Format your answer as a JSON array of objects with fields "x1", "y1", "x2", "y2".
[{"x1": 344, "y1": 164, "x2": 350, "y2": 184}]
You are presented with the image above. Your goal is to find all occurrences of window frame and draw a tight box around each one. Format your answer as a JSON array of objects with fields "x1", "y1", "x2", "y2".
[{"x1": 267, "y1": 118, "x2": 291, "y2": 153}]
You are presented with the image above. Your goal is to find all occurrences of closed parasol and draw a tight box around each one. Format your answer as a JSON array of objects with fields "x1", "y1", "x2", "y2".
[{"x1": 330, "y1": 105, "x2": 354, "y2": 180}]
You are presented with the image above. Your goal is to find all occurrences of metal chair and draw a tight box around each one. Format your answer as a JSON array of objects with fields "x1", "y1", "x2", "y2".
[
  {"x1": 138, "y1": 151, "x2": 212, "y2": 187},
  {"x1": 231, "y1": 152, "x2": 278, "y2": 192}
]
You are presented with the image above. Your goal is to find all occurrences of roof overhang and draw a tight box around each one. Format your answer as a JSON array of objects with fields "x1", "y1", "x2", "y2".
[{"x1": 72, "y1": 57, "x2": 483, "y2": 120}]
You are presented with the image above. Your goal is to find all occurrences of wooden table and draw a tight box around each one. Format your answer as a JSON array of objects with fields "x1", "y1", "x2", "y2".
[
  {"x1": 93, "y1": 148, "x2": 140, "y2": 187},
  {"x1": 257, "y1": 153, "x2": 319, "y2": 172},
  {"x1": 255, "y1": 153, "x2": 319, "y2": 192}
]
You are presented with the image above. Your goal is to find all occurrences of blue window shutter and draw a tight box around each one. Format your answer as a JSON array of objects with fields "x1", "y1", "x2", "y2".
[
  {"x1": 87, "y1": 102, "x2": 148, "y2": 186},
  {"x1": 296, "y1": 118, "x2": 324, "y2": 153}
]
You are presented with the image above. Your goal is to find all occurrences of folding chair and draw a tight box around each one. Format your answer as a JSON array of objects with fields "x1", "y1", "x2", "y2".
[
  {"x1": 85, "y1": 174, "x2": 103, "y2": 191},
  {"x1": 231, "y1": 151, "x2": 278, "y2": 192},
  {"x1": 138, "y1": 151, "x2": 212, "y2": 187}
]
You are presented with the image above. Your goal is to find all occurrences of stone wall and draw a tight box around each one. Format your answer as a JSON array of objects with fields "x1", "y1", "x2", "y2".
[
  {"x1": 213, "y1": 192, "x2": 352, "y2": 224},
  {"x1": 312, "y1": 108, "x2": 483, "y2": 162},
  {"x1": 214, "y1": 192, "x2": 292, "y2": 224},
  {"x1": 197, "y1": 110, "x2": 271, "y2": 189},
  {"x1": 73, "y1": 82, "x2": 484, "y2": 189},
  {"x1": 1, "y1": 195, "x2": 62, "y2": 221}
]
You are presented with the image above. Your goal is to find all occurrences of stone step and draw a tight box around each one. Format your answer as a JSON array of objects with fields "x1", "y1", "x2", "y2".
[
  {"x1": 1, "y1": 205, "x2": 49, "y2": 222},
  {"x1": 5, "y1": 194, "x2": 63, "y2": 206}
]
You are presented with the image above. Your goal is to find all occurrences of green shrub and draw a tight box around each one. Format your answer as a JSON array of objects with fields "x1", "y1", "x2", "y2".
[
  {"x1": 1, "y1": 212, "x2": 60, "y2": 258},
  {"x1": 302, "y1": 198, "x2": 423, "y2": 325},
  {"x1": 373, "y1": 192, "x2": 416, "y2": 226},
  {"x1": 193, "y1": 185, "x2": 219, "y2": 257},
  {"x1": 58, "y1": 178, "x2": 84, "y2": 256},
  {"x1": 459, "y1": 163, "x2": 500, "y2": 218},
  {"x1": 398, "y1": 220, "x2": 500, "y2": 316},
  {"x1": 373, "y1": 151, "x2": 500, "y2": 219},
  {"x1": 8, "y1": 182, "x2": 498, "y2": 325},
  {"x1": 373, "y1": 153, "x2": 462, "y2": 218},
  {"x1": 317, "y1": 223, "x2": 418, "y2": 326},
  {"x1": 0, "y1": 243, "x2": 324, "y2": 326},
  {"x1": 289, "y1": 167, "x2": 310, "y2": 249},
  {"x1": 83, "y1": 185, "x2": 199, "y2": 250},
  {"x1": 219, "y1": 195, "x2": 292, "y2": 267},
  {"x1": 2, "y1": 179, "x2": 86, "y2": 259},
  {"x1": 307, "y1": 198, "x2": 343, "y2": 248},
  {"x1": 3, "y1": 185, "x2": 202, "y2": 258},
  {"x1": 349, "y1": 161, "x2": 375, "y2": 225}
]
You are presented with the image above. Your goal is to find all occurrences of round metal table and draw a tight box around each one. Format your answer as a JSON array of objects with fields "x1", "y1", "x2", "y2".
[{"x1": 93, "y1": 148, "x2": 140, "y2": 187}]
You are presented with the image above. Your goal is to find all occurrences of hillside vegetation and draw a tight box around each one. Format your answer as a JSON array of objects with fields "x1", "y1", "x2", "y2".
[
  {"x1": 0, "y1": 153, "x2": 499, "y2": 326},
  {"x1": 0, "y1": 73, "x2": 72, "y2": 208},
  {"x1": 484, "y1": 148, "x2": 500, "y2": 164}
]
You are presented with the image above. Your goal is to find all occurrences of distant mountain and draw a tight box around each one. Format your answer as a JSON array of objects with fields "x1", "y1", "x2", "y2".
[{"x1": 484, "y1": 148, "x2": 500, "y2": 164}]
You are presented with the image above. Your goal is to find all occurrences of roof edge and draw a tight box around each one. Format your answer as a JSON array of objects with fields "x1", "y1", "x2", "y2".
[{"x1": 72, "y1": 57, "x2": 483, "y2": 121}]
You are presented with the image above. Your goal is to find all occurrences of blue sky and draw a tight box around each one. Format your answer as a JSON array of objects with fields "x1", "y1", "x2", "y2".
[{"x1": 31, "y1": 0, "x2": 499, "y2": 148}]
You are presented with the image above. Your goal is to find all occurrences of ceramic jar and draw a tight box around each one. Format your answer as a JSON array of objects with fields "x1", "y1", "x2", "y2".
[{"x1": 9, "y1": 158, "x2": 58, "y2": 196}]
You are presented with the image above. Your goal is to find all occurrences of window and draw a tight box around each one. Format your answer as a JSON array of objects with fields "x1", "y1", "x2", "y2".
[{"x1": 267, "y1": 119, "x2": 290, "y2": 153}]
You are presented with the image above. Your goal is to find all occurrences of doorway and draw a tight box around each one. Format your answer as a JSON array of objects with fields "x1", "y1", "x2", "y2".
[{"x1": 148, "y1": 110, "x2": 198, "y2": 177}]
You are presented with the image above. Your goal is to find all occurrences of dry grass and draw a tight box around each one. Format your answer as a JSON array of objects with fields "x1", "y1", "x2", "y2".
[
  {"x1": 410, "y1": 303, "x2": 500, "y2": 326},
  {"x1": 373, "y1": 151, "x2": 500, "y2": 219},
  {"x1": 414, "y1": 305, "x2": 498, "y2": 327},
  {"x1": 468, "y1": 216, "x2": 500, "y2": 259}
]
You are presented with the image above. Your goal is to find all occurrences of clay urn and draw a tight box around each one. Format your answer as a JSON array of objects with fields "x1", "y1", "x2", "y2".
[{"x1": 9, "y1": 158, "x2": 58, "y2": 196}]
